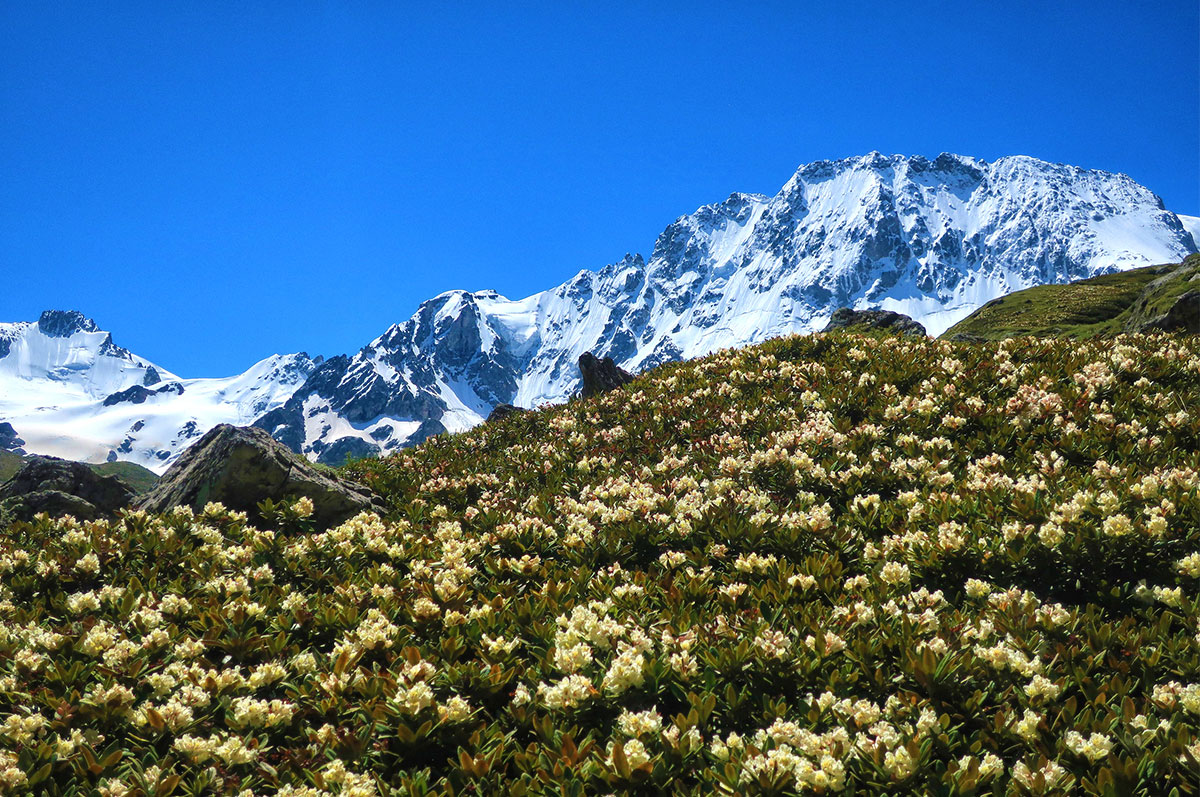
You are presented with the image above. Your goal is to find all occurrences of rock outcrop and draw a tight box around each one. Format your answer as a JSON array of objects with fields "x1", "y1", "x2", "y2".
[
  {"x1": 0, "y1": 456, "x2": 135, "y2": 520},
  {"x1": 822, "y1": 308, "x2": 928, "y2": 337},
  {"x1": 1141, "y1": 290, "x2": 1200, "y2": 334},
  {"x1": 102, "y1": 382, "x2": 185, "y2": 407},
  {"x1": 486, "y1": 404, "x2": 527, "y2": 423},
  {"x1": 579, "y1": 353, "x2": 635, "y2": 398},
  {"x1": 137, "y1": 424, "x2": 384, "y2": 526}
]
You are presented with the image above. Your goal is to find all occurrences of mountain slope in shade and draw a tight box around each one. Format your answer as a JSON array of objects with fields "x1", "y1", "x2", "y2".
[
  {"x1": 258, "y1": 152, "x2": 1197, "y2": 463},
  {"x1": 0, "y1": 311, "x2": 319, "y2": 473}
]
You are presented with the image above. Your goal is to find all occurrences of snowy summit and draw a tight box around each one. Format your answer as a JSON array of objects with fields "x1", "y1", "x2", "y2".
[{"x1": 2, "y1": 153, "x2": 1197, "y2": 469}]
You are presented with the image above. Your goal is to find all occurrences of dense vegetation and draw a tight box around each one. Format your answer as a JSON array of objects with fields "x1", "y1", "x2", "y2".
[
  {"x1": 2, "y1": 330, "x2": 1200, "y2": 795},
  {"x1": 945, "y1": 254, "x2": 1200, "y2": 341}
]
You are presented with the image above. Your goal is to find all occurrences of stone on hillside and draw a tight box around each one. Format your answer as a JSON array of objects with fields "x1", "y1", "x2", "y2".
[
  {"x1": 1140, "y1": 290, "x2": 1200, "y2": 334},
  {"x1": 946, "y1": 332, "x2": 988, "y2": 343},
  {"x1": 137, "y1": 424, "x2": 384, "y2": 526},
  {"x1": 0, "y1": 456, "x2": 135, "y2": 521},
  {"x1": 486, "y1": 403, "x2": 527, "y2": 423},
  {"x1": 822, "y1": 308, "x2": 928, "y2": 337},
  {"x1": 579, "y1": 352, "x2": 635, "y2": 398}
]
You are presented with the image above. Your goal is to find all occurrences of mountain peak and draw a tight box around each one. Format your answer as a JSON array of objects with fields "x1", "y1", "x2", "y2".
[
  {"x1": 37, "y1": 310, "x2": 99, "y2": 338},
  {"x1": 6, "y1": 153, "x2": 1198, "y2": 471}
]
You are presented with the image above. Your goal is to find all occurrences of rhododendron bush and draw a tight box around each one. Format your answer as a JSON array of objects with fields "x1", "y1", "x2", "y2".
[{"x1": 2, "y1": 331, "x2": 1199, "y2": 795}]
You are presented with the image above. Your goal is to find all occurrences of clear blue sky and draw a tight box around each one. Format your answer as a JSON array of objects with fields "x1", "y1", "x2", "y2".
[{"x1": 2, "y1": 1, "x2": 1197, "y2": 376}]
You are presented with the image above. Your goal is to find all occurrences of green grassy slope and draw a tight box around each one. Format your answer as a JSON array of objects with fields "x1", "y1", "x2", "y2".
[
  {"x1": 3, "y1": 331, "x2": 1200, "y2": 794},
  {"x1": 89, "y1": 460, "x2": 159, "y2": 494},
  {"x1": 0, "y1": 451, "x2": 22, "y2": 482},
  {"x1": 944, "y1": 253, "x2": 1200, "y2": 340}
]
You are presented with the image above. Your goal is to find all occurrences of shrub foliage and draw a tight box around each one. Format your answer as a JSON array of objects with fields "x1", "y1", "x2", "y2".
[{"x1": 2, "y1": 332, "x2": 1200, "y2": 795}]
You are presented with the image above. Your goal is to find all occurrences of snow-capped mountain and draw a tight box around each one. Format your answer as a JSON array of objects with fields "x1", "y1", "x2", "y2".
[
  {"x1": 6, "y1": 153, "x2": 1197, "y2": 468},
  {"x1": 257, "y1": 152, "x2": 1197, "y2": 463},
  {"x1": 0, "y1": 310, "x2": 318, "y2": 472}
]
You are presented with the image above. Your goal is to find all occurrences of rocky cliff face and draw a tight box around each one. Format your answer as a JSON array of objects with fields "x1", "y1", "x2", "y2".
[{"x1": 260, "y1": 152, "x2": 1197, "y2": 463}]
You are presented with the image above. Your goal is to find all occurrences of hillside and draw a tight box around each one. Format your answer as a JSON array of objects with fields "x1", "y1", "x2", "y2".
[
  {"x1": 1, "y1": 330, "x2": 1199, "y2": 794},
  {"x1": 945, "y1": 254, "x2": 1200, "y2": 341},
  {"x1": 88, "y1": 461, "x2": 160, "y2": 495}
]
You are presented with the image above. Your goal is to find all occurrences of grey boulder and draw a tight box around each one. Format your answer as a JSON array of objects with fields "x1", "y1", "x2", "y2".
[
  {"x1": 137, "y1": 424, "x2": 384, "y2": 526},
  {"x1": 1141, "y1": 290, "x2": 1200, "y2": 334},
  {"x1": 0, "y1": 456, "x2": 135, "y2": 521},
  {"x1": 486, "y1": 403, "x2": 527, "y2": 423}
]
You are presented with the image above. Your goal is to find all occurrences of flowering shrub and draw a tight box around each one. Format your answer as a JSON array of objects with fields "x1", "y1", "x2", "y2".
[{"x1": 2, "y1": 331, "x2": 1200, "y2": 794}]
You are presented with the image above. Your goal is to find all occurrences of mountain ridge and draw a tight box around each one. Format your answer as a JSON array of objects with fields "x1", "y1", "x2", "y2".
[
  {"x1": 3, "y1": 152, "x2": 1197, "y2": 467},
  {"x1": 945, "y1": 252, "x2": 1200, "y2": 340},
  {"x1": 256, "y1": 151, "x2": 1196, "y2": 462}
]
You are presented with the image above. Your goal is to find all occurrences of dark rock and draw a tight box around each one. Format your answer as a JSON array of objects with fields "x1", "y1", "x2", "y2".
[
  {"x1": 37, "y1": 310, "x2": 98, "y2": 338},
  {"x1": 0, "y1": 456, "x2": 136, "y2": 521},
  {"x1": 0, "y1": 422, "x2": 26, "y2": 455},
  {"x1": 947, "y1": 332, "x2": 988, "y2": 343},
  {"x1": 822, "y1": 308, "x2": 928, "y2": 337},
  {"x1": 253, "y1": 352, "x2": 448, "y2": 458},
  {"x1": 103, "y1": 382, "x2": 184, "y2": 407},
  {"x1": 407, "y1": 417, "x2": 447, "y2": 446},
  {"x1": 578, "y1": 352, "x2": 635, "y2": 398},
  {"x1": 137, "y1": 424, "x2": 384, "y2": 527},
  {"x1": 1140, "y1": 290, "x2": 1200, "y2": 334},
  {"x1": 316, "y1": 436, "x2": 379, "y2": 467},
  {"x1": 143, "y1": 366, "x2": 162, "y2": 386},
  {"x1": 104, "y1": 385, "x2": 154, "y2": 406},
  {"x1": 486, "y1": 404, "x2": 527, "y2": 423}
]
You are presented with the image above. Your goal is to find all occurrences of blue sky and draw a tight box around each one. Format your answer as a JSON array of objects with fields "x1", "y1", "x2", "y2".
[{"x1": 2, "y1": 1, "x2": 1197, "y2": 375}]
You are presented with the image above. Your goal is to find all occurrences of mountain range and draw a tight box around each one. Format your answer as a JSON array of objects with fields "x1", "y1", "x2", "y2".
[{"x1": 4, "y1": 152, "x2": 1198, "y2": 470}]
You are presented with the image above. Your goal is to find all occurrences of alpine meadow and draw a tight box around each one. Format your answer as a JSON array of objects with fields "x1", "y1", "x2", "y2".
[{"x1": 3, "y1": 3, "x2": 1199, "y2": 795}]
